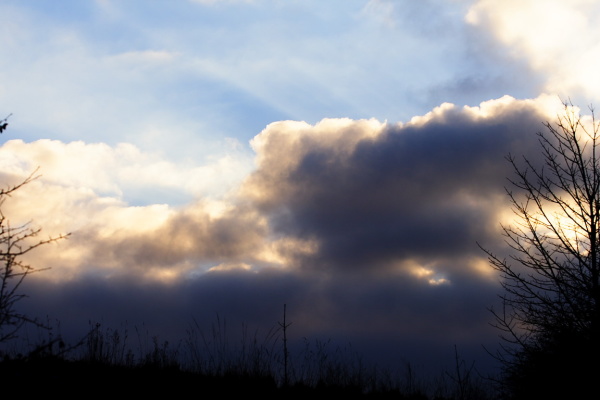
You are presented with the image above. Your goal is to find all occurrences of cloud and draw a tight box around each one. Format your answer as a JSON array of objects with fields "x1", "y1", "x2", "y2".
[
  {"x1": 3, "y1": 94, "x2": 565, "y2": 285},
  {"x1": 466, "y1": 0, "x2": 600, "y2": 103},
  {"x1": 0, "y1": 138, "x2": 253, "y2": 205},
  {"x1": 3, "y1": 94, "x2": 570, "y2": 376},
  {"x1": 0, "y1": 137, "x2": 256, "y2": 283},
  {"x1": 242, "y1": 95, "x2": 562, "y2": 280}
]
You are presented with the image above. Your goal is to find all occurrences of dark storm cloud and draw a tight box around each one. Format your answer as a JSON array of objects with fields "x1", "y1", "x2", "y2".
[
  {"x1": 8, "y1": 96, "x2": 564, "y2": 377},
  {"x1": 19, "y1": 263, "x2": 500, "y2": 375},
  {"x1": 244, "y1": 98, "x2": 549, "y2": 275}
]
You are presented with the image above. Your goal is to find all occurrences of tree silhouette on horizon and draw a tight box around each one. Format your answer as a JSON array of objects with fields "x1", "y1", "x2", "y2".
[
  {"x1": 0, "y1": 117, "x2": 69, "y2": 344},
  {"x1": 481, "y1": 100, "x2": 600, "y2": 398}
]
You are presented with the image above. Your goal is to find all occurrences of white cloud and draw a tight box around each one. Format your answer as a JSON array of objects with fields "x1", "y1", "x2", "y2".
[
  {"x1": 467, "y1": 0, "x2": 600, "y2": 102},
  {"x1": 0, "y1": 139, "x2": 252, "y2": 205}
]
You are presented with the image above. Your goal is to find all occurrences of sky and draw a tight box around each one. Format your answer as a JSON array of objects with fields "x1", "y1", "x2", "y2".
[{"x1": 2, "y1": 0, "x2": 600, "y2": 380}]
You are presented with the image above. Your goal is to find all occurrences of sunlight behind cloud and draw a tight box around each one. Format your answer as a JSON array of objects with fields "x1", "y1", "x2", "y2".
[
  {"x1": 467, "y1": 0, "x2": 600, "y2": 102},
  {"x1": 208, "y1": 262, "x2": 252, "y2": 272},
  {"x1": 407, "y1": 94, "x2": 563, "y2": 128},
  {"x1": 406, "y1": 262, "x2": 450, "y2": 286},
  {"x1": 408, "y1": 102, "x2": 455, "y2": 126},
  {"x1": 464, "y1": 94, "x2": 564, "y2": 120},
  {"x1": 249, "y1": 117, "x2": 385, "y2": 173},
  {"x1": 254, "y1": 237, "x2": 319, "y2": 269}
]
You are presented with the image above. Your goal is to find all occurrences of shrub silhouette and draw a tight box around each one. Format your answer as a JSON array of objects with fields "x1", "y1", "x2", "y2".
[
  {"x1": 0, "y1": 316, "x2": 497, "y2": 399},
  {"x1": 481, "y1": 101, "x2": 600, "y2": 398},
  {"x1": 0, "y1": 117, "x2": 70, "y2": 344}
]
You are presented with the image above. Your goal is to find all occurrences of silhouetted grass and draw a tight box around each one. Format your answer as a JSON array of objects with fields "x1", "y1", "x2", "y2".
[{"x1": 0, "y1": 317, "x2": 499, "y2": 399}]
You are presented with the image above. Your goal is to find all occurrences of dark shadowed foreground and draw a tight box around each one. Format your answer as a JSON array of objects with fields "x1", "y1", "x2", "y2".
[{"x1": 0, "y1": 320, "x2": 498, "y2": 399}]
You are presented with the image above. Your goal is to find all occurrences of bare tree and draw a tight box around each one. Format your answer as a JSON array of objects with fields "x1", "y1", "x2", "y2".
[
  {"x1": 481, "y1": 100, "x2": 600, "y2": 396},
  {"x1": 0, "y1": 120, "x2": 70, "y2": 343}
]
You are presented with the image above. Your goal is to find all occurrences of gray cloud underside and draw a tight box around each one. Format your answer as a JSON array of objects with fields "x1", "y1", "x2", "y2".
[
  {"x1": 245, "y1": 101, "x2": 546, "y2": 273},
  {"x1": 14, "y1": 98, "x2": 555, "y2": 375}
]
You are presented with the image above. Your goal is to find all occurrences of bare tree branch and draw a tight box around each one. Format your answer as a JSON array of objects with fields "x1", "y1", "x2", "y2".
[
  {"x1": 0, "y1": 129, "x2": 70, "y2": 343},
  {"x1": 479, "y1": 100, "x2": 600, "y2": 397}
]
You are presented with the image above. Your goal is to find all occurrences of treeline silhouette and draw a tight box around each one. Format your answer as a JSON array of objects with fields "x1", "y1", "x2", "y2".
[{"x1": 0, "y1": 315, "x2": 498, "y2": 399}]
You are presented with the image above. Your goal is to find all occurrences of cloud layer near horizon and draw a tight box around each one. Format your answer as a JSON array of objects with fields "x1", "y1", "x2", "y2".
[
  {"x1": 2, "y1": 95, "x2": 561, "y2": 281},
  {"x1": 2, "y1": 95, "x2": 569, "y2": 373}
]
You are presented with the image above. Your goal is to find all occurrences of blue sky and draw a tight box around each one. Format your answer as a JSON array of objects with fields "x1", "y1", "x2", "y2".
[
  {"x1": 1, "y1": 1, "x2": 542, "y2": 165},
  {"x1": 2, "y1": 0, "x2": 600, "y2": 382}
]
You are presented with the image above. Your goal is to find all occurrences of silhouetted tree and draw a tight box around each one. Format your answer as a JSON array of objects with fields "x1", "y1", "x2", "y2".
[
  {"x1": 481, "y1": 101, "x2": 600, "y2": 398},
  {"x1": 0, "y1": 118, "x2": 69, "y2": 343}
]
